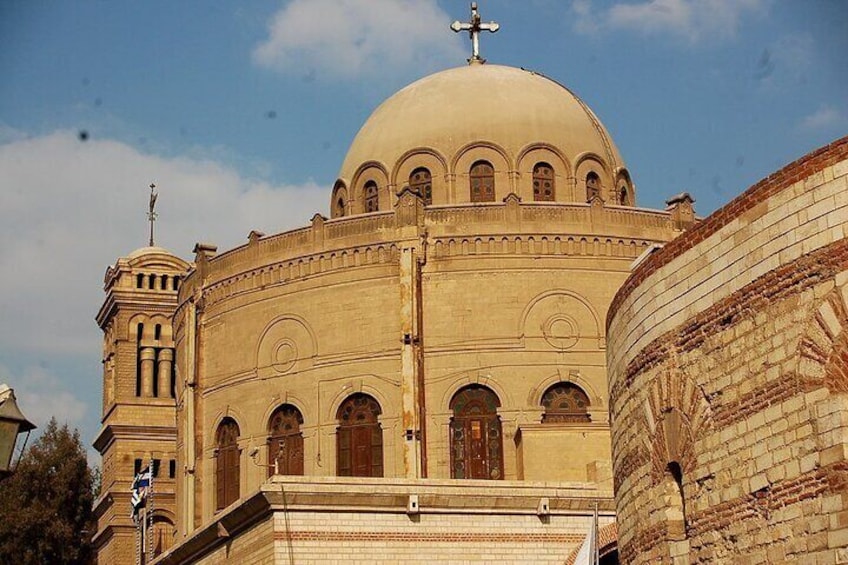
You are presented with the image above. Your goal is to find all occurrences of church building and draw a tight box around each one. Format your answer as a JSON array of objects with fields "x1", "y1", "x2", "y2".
[{"x1": 91, "y1": 4, "x2": 848, "y2": 564}]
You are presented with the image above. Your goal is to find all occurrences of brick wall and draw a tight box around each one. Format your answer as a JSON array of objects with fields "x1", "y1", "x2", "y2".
[{"x1": 607, "y1": 138, "x2": 848, "y2": 564}]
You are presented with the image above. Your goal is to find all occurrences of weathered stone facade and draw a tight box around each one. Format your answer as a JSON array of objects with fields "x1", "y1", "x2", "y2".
[{"x1": 607, "y1": 137, "x2": 848, "y2": 563}]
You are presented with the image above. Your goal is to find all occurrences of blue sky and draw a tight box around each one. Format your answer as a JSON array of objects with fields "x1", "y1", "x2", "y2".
[{"x1": 1, "y1": 0, "x2": 846, "y2": 461}]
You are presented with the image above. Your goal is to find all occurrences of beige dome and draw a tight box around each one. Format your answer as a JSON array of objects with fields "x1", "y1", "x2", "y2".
[{"x1": 334, "y1": 64, "x2": 632, "y2": 214}]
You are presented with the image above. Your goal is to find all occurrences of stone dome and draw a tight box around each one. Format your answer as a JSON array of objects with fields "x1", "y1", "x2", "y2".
[{"x1": 332, "y1": 64, "x2": 633, "y2": 216}]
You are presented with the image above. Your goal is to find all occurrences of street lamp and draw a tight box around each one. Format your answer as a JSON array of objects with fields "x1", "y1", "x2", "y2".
[{"x1": 0, "y1": 384, "x2": 36, "y2": 480}]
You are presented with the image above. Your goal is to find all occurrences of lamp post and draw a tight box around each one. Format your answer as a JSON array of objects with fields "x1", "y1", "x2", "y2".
[{"x1": 0, "y1": 384, "x2": 36, "y2": 481}]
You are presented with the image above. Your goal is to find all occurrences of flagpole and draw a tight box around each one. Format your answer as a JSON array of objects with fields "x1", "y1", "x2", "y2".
[
  {"x1": 148, "y1": 457, "x2": 154, "y2": 563},
  {"x1": 593, "y1": 500, "x2": 599, "y2": 565}
]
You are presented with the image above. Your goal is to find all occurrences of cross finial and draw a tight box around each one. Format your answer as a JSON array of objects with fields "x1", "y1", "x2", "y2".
[
  {"x1": 451, "y1": 2, "x2": 499, "y2": 64},
  {"x1": 147, "y1": 183, "x2": 158, "y2": 247}
]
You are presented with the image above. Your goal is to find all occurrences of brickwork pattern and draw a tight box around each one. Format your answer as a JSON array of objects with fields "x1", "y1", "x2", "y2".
[{"x1": 607, "y1": 145, "x2": 848, "y2": 564}]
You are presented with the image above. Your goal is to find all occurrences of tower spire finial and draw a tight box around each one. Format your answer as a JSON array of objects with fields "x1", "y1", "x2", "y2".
[
  {"x1": 450, "y1": 2, "x2": 499, "y2": 65},
  {"x1": 147, "y1": 183, "x2": 158, "y2": 247}
]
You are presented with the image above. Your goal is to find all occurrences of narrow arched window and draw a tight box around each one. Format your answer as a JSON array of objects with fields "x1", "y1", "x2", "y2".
[
  {"x1": 136, "y1": 274, "x2": 144, "y2": 288},
  {"x1": 364, "y1": 181, "x2": 379, "y2": 212},
  {"x1": 268, "y1": 404, "x2": 304, "y2": 476},
  {"x1": 470, "y1": 161, "x2": 495, "y2": 202},
  {"x1": 449, "y1": 385, "x2": 503, "y2": 480},
  {"x1": 172, "y1": 276, "x2": 180, "y2": 291},
  {"x1": 154, "y1": 324, "x2": 162, "y2": 341},
  {"x1": 215, "y1": 418, "x2": 240, "y2": 511},
  {"x1": 664, "y1": 461, "x2": 687, "y2": 539},
  {"x1": 409, "y1": 167, "x2": 432, "y2": 205},
  {"x1": 533, "y1": 162, "x2": 555, "y2": 201},
  {"x1": 586, "y1": 172, "x2": 601, "y2": 201},
  {"x1": 160, "y1": 275, "x2": 168, "y2": 290},
  {"x1": 337, "y1": 394, "x2": 383, "y2": 477},
  {"x1": 135, "y1": 323, "x2": 144, "y2": 397},
  {"x1": 148, "y1": 274, "x2": 156, "y2": 289},
  {"x1": 541, "y1": 382, "x2": 591, "y2": 423},
  {"x1": 335, "y1": 196, "x2": 346, "y2": 217}
]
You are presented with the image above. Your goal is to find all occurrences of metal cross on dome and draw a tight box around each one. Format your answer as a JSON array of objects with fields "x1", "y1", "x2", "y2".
[{"x1": 451, "y1": 2, "x2": 499, "y2": 64}]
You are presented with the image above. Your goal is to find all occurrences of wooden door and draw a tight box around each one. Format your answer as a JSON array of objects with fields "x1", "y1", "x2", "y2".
[
  {"x1": 337, "y1": 394, "x2": 383, "y2": 477},
  {"x1": 450, "y1": 386, "x2": 503, "y2": 480}
]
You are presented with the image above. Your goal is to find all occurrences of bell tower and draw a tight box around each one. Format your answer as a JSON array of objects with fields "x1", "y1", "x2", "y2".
[{"x1": 92, "y1": 246, "x2": 190, "y2": 564}]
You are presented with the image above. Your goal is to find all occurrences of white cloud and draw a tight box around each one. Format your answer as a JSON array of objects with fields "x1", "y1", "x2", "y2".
[
  {"x1": 0, "y1": 130, "x2": 327, "y2": 358},
  {"x1": 0, "y1": 363, "x2": 87, "y2": 429},
  {"x1": 252, "y1": 0, "x2": 465, "y2": 78},
  {"x1": 800, "y1": 105, "x2": 846, "y2": 131},
  {"x1": 572, "y1": 0, "x2": 769, "y2": 42}
]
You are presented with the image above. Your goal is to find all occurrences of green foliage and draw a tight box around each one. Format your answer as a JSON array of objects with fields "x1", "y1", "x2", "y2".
[{"x1": 0, "y1": 418, "x2": 96, "y2": 564}]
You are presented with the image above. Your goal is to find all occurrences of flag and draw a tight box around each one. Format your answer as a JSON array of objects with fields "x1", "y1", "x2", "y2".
[
  {"x1": 573, "y1": 504, "x2": 599, "y2": 565},
  {"x1": 131, "y1": 466, "x2": 152, "y2": 519}
]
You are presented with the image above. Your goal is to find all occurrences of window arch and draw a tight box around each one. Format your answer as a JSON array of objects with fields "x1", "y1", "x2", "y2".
[
  {"x1": 586, "y1": 171, "x2": 601, "y2": 201},
  {"x1": 541, "y1": 382, "x2": 591, "y2": 423},
  {"x1": 336, "y1": 394, "x2": 383, "y2": 477},
  {"x1": 268, "y1": 404, "x2": 304, "y2": 476},
  {"x1": 363, "y1": 180, "x2": 379, "y2": 212},
  {"x1": 334, "y1": 195, "x2": 346, "y2": 217},
  {"x1": 151, "y1": 515, "x2": 175, "y2": 558},
  {"x1": 215, "y1": 418, "x2": 240, "y2": 511},
  {"x1": 470, "y1": 160, "x2": 495, "y2": 202},
  {"x1": 148, "y1": 274, "x2": 156, "y2": 289},
  {"x1": 449, "y1": 385, "x2": 503, "y2": 480},
  {"x1": 409, "y1": 167, "x2": 432, "y2": 205},
  {"x1": 533, "y1": 162, "x2": 555, "y2": 201},
  {"x1": 617, "y1": 185, "x2": 629, "y2": 205}
]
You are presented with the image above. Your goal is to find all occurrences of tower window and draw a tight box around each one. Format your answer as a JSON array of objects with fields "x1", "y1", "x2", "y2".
[
  {"x1": 364, "y1": 181, "x2": 379, "y2": 213},
  {"x1": 169, "y1": 459, "x2": 176, "y2": 479},
  {"x1": 134, "y1": 458, "x2": 142, "y2": 476},
  {"x1": 533, "y1": 162, "x2": 555, "y2": 201},
  {"x1": 154, "y1": 324, "x2": 162, "y2": 341},
  {"x1": 148, "y1": 274, "x2": 156, "y2": 289},
  {"x1": 172, "y1": 276, "x2": 180, "y2": 291},
  {"x1": 160, "y1": 275, "x2": 168, "y2": 290},
  {"x1": 409, "y1": 167, "x2": 432, "y2": 205},
  {"x1": 335, "y1": 196, "x2": 346, "y2": 217},
  {"x1": 470, "y1": 161, "x2": 495, "y2": 202},
  {"x1": 136, "y1": 274, "x2": 144, "y2": 288}
]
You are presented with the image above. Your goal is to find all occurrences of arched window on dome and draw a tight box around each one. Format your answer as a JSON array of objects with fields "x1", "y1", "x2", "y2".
[
  {"x1": 409, "y1": 167, "x2": 432, "y2": 205},
  {"x1": 586, "y1": 171, "x2": 601, "y2": 202},
  {"x1": 267, "y1": 404, "x2": 304, "y2": 477},
  {"x1": 533, "y1": 162, "x2": 555, "y2": 201},
  {"x1": 215, "y1": 418, "x2": 240, "y2": 511},
  {"x1": 337, "y1": 394, "x2": 383, "y2": 477},
  {"x1": 449, "y1": 385, "x2": 503, "y2": 480},
  {"x1": 335, "y1": 196, "x2": 346, "y2": 217},
  {"x1": 470, "y1": 161, "x2": 495, "y2": 202},
  {"x1": 364, "y1": 181, "x2": 379, "y2": 212},
  {"x1": 541, "y1": 382, "x2": 591, "y2": 423}
]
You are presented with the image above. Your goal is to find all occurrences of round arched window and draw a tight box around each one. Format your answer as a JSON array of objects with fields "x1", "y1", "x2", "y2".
[
  {"x1": 470, "y1": 161, "x2": 495, "y2": 202},
  {"x1": 533, "y1": 162, "x2": 555, "y2": 201},
  {"x1": 409, "y1": 167, "x2": 432, "y2": 205},
  {"x1": 541, "y1": 382, "x2": 591, "y2": 423}
]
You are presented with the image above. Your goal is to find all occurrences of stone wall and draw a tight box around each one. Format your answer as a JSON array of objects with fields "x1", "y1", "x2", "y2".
[
  {"x1": 155, "y1": 477, "x2": 614, "y2": 565},
  {"x1": 607, "y1": 137, "x2": 848, "y2": 563}
]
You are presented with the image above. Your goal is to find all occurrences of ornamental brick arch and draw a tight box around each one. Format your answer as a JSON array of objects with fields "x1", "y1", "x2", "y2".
[
  {"x1": 642, "y1": 362, "x2": 712, "y2": 485},
  {"x1": 797, "y1": 276, "x2": 848, "y2": 392}
]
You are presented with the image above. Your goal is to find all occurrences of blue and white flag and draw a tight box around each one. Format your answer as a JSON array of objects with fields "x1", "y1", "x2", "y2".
[{"x1": 130, "y1": 466, "x2": 152, "y2": 519}]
